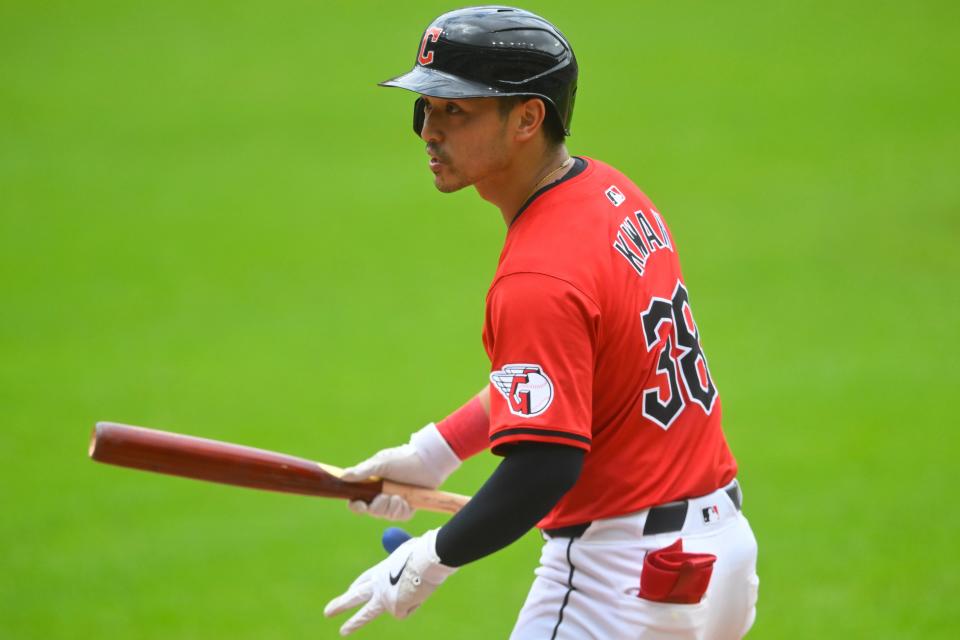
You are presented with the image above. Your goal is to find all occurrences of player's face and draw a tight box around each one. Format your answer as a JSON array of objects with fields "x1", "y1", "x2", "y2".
[{"x1": 419, "y1": 96, "x2": 513, "y2": 193}]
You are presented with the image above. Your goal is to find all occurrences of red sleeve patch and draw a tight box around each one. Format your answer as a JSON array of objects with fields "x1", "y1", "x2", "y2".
[{"x1": 490, "y1": 364, "x2": 554, "y2": 417}]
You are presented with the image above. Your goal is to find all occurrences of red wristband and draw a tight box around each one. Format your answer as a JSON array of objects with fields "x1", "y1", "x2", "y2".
[{"x1": 436, "y1": 396, "x2": 489, "y2": 460}]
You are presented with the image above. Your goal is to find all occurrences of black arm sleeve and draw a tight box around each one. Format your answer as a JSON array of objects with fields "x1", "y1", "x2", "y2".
[{"x1": 435, "y1": 442, "x2": 584, "y2": 567}]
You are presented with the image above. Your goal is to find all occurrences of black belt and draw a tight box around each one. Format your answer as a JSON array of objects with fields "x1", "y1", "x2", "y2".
[{"x1": 544, "y1": 483, "x2": 742, "y2": 539}]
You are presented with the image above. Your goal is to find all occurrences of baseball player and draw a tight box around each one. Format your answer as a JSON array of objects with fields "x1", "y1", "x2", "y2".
[{"x1": 324, "y1": 7, "x2": 759, "y2": 639}]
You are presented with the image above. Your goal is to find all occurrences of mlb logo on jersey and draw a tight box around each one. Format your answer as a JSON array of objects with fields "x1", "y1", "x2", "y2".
[
  {"x1": 490, "y1": 364, "x2": 554, "y2": 418},
  {"x1": 702, "y1": 505, "x2": 720, "y2": 524},
  {"x1": 605, "y1": 185, "x2": 626, "y2": 207}
]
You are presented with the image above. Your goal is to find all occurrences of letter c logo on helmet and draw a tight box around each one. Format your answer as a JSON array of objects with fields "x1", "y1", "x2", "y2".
[{"x1": 418, "y1": 27, "x2": 443, "y2": 66}]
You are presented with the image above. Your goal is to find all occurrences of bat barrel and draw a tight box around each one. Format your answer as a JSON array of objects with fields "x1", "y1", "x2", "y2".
[{"x1": 89, "y1": 422, "x2": 381, "y2": 502}]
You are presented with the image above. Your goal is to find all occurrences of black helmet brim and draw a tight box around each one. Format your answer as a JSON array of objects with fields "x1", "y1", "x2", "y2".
[
  {"x1": 381, "y1": 66, "x2": 562, "y2": 136},
  {"x1": 379, "y1": 66, "x2": 505, "y2": 99}
]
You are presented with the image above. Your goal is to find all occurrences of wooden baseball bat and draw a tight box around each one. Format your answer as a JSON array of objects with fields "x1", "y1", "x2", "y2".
[{"x1": 89, "y1": 422, "x2": 470, "y2": 515}]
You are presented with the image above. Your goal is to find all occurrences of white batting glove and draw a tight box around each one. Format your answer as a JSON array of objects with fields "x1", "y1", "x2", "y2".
[
  {"x1": 342, "y1": 423, "x2": 461, "y2": 521},
  {"x1": 324, "y1": 528, "x2": 457, "y2": 636}
]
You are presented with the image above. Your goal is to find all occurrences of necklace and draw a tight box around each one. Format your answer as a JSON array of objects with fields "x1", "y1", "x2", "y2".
[{"x1": 525, "y1": 156, "x2": 574, "y2": 202}]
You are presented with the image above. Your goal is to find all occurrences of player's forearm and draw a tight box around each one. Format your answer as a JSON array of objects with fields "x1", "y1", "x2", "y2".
[
  {"x1": 435, "y1": 442, "x2": 584, "y2": 567},
  {"x1": 436, "y1": 386, "x2": 491, "y2": 460},
  {"x1": 476, "y1": 385, "x2": 490, "y2": 414}
]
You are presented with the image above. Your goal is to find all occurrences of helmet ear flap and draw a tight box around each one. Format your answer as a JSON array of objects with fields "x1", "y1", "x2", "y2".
[{"x1": 413, "y1": 98, "x2": 426, "y2": 136}]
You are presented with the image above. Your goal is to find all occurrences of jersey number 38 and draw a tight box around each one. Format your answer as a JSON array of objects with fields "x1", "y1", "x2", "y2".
[{"x1": 640, "y1": 280, "x2": 717, "y2": 430}]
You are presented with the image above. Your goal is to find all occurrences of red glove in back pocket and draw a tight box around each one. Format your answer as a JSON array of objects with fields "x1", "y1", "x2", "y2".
[{"x1": 639, "y1": 539, "x2": 717, "y2": 604}]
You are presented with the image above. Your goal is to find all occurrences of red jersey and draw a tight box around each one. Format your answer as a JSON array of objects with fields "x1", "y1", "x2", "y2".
[{"x1": 483, "y1": 157, "x2": 737, "y2": 529}]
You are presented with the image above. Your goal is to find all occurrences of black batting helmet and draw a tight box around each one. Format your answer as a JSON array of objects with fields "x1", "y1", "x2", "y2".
[{"x1": 379, "y1": 6, "x2": 578, "y2": 137}]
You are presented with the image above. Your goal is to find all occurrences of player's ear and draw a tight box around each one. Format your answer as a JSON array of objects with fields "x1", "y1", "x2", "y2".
[{"x1": 514, "y1": 98, "x2": 547, "y2": 142}]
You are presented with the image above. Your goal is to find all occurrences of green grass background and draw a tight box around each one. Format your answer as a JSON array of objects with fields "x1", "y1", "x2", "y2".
[{"x1": 2, "y1": 0, "x2": 958, "y2": 637}]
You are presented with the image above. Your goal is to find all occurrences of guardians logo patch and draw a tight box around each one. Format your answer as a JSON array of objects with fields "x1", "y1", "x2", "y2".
[{"x1": 490, "y1": 364, "x2": 554, "y2": 418}]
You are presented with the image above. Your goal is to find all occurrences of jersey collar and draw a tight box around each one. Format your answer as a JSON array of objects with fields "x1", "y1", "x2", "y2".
[{"x1": 510, "y1": 156, "x2": 590, "y2": 227}]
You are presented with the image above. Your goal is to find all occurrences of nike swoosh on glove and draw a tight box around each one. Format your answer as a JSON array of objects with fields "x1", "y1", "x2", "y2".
[
  {"x1": 342, "y1": 423, "x2": 462, "y2": 521},
  {"x1": 324, "y1": 528, "x2": 457, "y2": 636}
]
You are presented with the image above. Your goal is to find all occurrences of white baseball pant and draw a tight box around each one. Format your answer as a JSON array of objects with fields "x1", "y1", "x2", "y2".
[{"x1": 511, "y1": 482, "x2": 759, "y2": 639}]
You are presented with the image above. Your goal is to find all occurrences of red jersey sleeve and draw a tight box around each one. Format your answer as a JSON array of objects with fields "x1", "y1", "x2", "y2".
[{"x1": 484, "y1": 272, "x2": 599, "y2": 454}]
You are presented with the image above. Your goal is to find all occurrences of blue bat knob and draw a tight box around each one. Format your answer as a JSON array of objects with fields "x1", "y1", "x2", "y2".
[{"x1": 382, "y1": 527, "x2": 412, "y2": 553}]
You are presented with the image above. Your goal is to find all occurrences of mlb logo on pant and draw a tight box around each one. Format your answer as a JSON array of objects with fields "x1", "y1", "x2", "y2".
[{"x1": 702, "y1": 505, "x2": 720, "y2": 524}]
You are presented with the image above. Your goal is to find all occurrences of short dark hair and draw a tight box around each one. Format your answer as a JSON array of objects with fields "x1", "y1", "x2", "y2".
[{"x1": 498, "y1": 96, "x2": 565, "y2": 146}]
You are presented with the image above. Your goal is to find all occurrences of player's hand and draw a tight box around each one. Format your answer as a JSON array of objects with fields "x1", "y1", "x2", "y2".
[
  {"x1": 341, "y1": 423, "x2": 461, "y2": 521},
  {"x1": 324, "y1": 528, "x2": 457, "y2": 636}
]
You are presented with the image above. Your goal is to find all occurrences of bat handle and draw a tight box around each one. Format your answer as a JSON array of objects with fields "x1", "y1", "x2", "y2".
[{"x1": 381, "y1": 480, "x2": 470, "y2": 515}]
